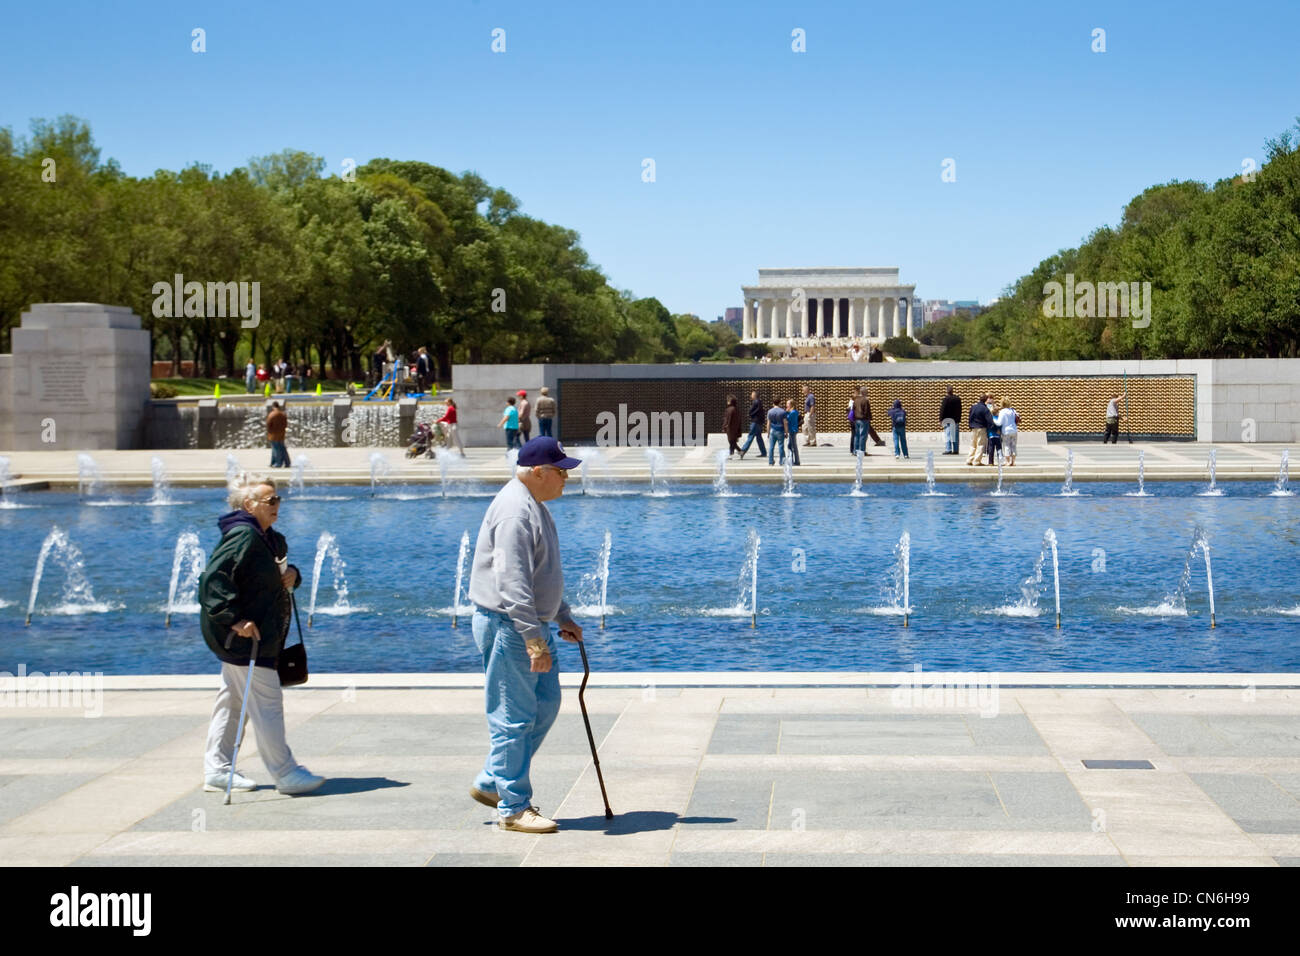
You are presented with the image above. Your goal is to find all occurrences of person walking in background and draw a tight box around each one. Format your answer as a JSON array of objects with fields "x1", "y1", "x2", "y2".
[
  {"x1": 724, "y1": 394, "x2": 742, "y2": 457},
  {"x1": 200, "y1": 473, "x2": 322, "y2": 796},
  {"x1": 853, "y1": 387, "x2": 871, "y2": 456},
  {"x1": 498, "y1": 396, "x2": 521, "y2": 451},
  {"x1": 766, "y1": 400, "x2": 787, "y2": 466},
  {"x1": 889, "y1": 399, "x2": 910, "y2": 460},
  {"x1": 997, "y1": 396, "x2": 1019, "y2": 466},
  {"x1": 416, "y1": 347, "x2": 432, "y2": 393},
  {"x1": 802, "y1": 384, "x2": 817, "y2": 447},
  {"x1": 967, "y1": 395, "x2": 992, "y2": 466},
  {"x1": 987, "y1": 399, "x2": 1004, "y2": 465},
  {"x1": 939, "y1": 386, "x2": 962, "y2": 455},
  {"x1": 244, "y1": 360, "x2": 256, "y2": 394},
  {"x1": 785, "y1": 399, "x2": 801, "y2": 466},
  {"x1": 266, "y1": 401, "x2": 290, "y2": 468},
  {"x1": 847, "y1": 390, "x2": 858, "y2": 454},
  {"x1": 517, "y1": 390, "x2": 532, "y2": 443},
  {"x1": 1103, "y1": 394, "x2": 1122, "y2": 443},
  {"x1": 467, "y1": 438, "x2": 584, "y2": 833},
  {"x1": 535, "y1": 387, "x2": 556, "y2": 437},
  {"x1": 437, "y1": 398, "x2": 465, "y2": 455},
  {"x1": 737, "y1": 390, "x2": 766, "y2": 460}
]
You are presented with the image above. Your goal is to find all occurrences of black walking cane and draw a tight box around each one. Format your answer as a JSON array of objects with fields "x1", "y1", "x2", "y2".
[{"x1": 577, "y1": 638, "x2": 613, "y2": 820}]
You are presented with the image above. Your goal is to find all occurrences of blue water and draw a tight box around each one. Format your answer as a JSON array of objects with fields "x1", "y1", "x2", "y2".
[{"x1": 1, "y1": 479, "x2": 1297, "y2": 674}]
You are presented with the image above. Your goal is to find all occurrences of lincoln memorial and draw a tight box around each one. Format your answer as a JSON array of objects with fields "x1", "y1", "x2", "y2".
[{"x1": 741, "y1": 267, "x2": 917, "y2": 343}]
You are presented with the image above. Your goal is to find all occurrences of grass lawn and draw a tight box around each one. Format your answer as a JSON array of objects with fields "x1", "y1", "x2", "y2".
[{"x1": 152, "y1": 377, "x2": 356, "y2": 397}]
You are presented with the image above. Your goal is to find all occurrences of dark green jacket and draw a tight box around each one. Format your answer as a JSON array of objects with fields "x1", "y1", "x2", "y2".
[{"x1": 200, "y1": 519, "x2": 299, "y2": 668}]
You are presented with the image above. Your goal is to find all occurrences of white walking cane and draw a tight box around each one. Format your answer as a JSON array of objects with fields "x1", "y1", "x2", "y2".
[{"x1": 225, "y1": 633, "x2": 260, "y2": 805}]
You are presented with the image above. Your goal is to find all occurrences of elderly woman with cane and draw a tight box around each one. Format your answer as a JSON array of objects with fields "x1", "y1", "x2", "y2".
[{"x1": 200, "y1": 473, "x2": 324, "y2": 796}]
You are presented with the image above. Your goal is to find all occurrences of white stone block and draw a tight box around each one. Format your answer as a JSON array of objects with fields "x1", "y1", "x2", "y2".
[
  {"x1": 1219, "y1": 384, "x2": 1261, "y2": 403},
  {"x1": 1216, "y1": 402, "x2": 1245, "y2": 422}
]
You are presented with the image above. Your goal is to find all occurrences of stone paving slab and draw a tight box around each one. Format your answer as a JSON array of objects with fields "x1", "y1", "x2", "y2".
[{"x1": 1, "y1": 677, "x2": 1298, "y2": 866}]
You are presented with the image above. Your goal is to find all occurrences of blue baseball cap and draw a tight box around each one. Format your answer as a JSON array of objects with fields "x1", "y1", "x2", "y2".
[{"x1": 518, "y1": 437, "x2": 582, "y2": 469}]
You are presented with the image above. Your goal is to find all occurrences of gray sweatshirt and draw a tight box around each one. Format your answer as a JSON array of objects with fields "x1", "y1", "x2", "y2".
[{"x1": 468, "y1": 478, "x2": 574, "y2": 645}]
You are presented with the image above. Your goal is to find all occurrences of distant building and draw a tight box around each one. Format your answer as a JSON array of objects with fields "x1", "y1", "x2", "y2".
[
  {"x1": 740, "y1": 267, "x2": 919, "y2": 342},
  {"x1": 924, "y1": 299, "x2": 986, "y2": 324}
]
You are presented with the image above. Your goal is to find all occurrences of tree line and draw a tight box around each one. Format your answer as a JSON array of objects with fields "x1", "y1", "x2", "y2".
[
  {"x1": 0, "y1": 116, "x2": 743, "y2": 381},
  {"x1": 918, "y1": 119, "x2": 1300, "y2": 360}
]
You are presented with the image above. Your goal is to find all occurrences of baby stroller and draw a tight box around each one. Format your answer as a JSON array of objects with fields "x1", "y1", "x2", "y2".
[{"x1": 406, "y1": 422, "x2": 437, "y2": 459}]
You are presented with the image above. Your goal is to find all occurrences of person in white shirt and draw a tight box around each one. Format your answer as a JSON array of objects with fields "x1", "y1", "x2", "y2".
[
  {"x1": 1104, "y1": 395, "x2": 1121, "y2": 444},
  {"x1": 996, "y1": 397, "x2": 1019, "y2": 466}
]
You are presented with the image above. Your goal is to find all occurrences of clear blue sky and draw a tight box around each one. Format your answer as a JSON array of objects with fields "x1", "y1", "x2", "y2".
[{"x1": 3, "y1": 0, "x2": 1297, "y2": 319}]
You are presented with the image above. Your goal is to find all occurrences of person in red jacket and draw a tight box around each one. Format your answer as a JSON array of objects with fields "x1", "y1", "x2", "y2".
[{"x1": 437, "y1": 398, "x2": 465, "y2": 455}]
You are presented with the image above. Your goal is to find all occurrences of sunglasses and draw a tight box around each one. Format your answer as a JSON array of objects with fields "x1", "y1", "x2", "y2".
[{"x1": 253, "y1": 495, "x2": 282, "y2": 506}]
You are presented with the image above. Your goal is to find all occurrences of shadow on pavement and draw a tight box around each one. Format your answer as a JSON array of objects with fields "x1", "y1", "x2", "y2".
[
  {"x1": 301, "y1": 777, "x2": 411, "y2": 797},
  {"x1": 557, "y1": 811, "x2": 737, "y2": 834}
]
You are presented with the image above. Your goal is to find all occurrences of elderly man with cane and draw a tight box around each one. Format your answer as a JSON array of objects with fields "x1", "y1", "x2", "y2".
[
  {"x1": 199, "y1": 473, "x2": 323, "y2": 797},
  {"x1": 467, "y1": 437, "x2": 588, "y2": 832}
]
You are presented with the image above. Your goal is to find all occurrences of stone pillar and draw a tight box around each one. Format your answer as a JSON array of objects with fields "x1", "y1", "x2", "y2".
[
  {"x1": 848, "y1": 298, "x2": 858, "y2": 338},
  {"x1": 332, "y1": 397, "x2": 352, "y2": 446},
  {"x1": 196, "y1": 398, "x2": 217, "y2": 450},
  {"x1": 905, "y1": 297, "x2": 914, "y2": 339},
  {"x1": 398, "y1": 396, "x2": 418, "y2": 446},
  {"x1": 888, "y1": 298, "x2": 898, "y2": 338},
  {"x1": 743, "y1": 299, "x2": 754, "y2": 340},
  {"x1": 776, "y1": 299, "x2": 787, "y2": 339},
  {"x1": 1, "y1": 303, "x2": 151, "y2": 450}
]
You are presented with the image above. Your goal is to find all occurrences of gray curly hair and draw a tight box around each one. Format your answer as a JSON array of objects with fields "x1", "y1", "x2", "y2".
[{"x1": 227, "y1": 471, "x2": 276, "y2": 509}]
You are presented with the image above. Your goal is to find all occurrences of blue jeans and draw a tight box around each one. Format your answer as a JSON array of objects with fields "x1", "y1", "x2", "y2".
[
  {"x1": 538, "y1": 417, "x2": 553, "y2": 437},
  {"x1": 768, "y1": 426, "x2": 786, "y2": 464},
  {"x1": 505, "y1": 428, "x2": 520, "y2": 449},
  {"x1": 270, "y1": 440, "x2": 290, "y2": 468},
  {"x1": 738, "y1": 421, "x2": 766, "y2": 456},
  {"x1": 787, "y1": 427, "x2": 800, "y2": 465},
  {"x1": 893, "y1": 427, "x2": 909, "y2": 458},
  {"x1": 472, "y1": 609, "x2": 561, "y2": 817},
  {"x1": 852, "y1": 420, "x2": 868, "y2": 453}
]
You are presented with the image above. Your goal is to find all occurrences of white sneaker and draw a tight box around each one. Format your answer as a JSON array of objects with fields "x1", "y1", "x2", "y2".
[
  {"x1": 204, "y1": 770, "x2": 256, "y2": 792},
  {"x1": 276, "y1": 767, "x2": 325, "y2": 795},
  {"x1": 499, "y1": 807, "x2": 558, "y2": 833}
]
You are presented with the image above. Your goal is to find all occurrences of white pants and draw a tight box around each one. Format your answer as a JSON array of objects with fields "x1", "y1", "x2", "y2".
[
  {"x1": 204, "y1": 662, "x2": 298, "y2": 781},
  {"x1": 441, "y1": 422, "x2": 465, "y2": 455}
]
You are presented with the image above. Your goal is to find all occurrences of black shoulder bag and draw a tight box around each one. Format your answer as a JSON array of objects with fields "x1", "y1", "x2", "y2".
[{"x1": 280, "y1": 591, "x2": 309, "y2": 686}]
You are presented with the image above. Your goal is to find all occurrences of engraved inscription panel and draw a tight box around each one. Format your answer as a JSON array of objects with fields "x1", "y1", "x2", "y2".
[{"x1": 39, "y1": 363, "x2": 90, "y2": 407}]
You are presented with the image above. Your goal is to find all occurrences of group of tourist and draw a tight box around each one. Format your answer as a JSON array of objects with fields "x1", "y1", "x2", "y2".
[
  {"x1": 368, "y1": 341, "x2": 435, "y2": 394},
  {"x1": 962, "y1": 393, "x2": 1020, "y2": 466},
  {"x1": 244, "y1": 359, "x2": 312, "y2": 394},
  {"x1": 725, "y1": 391, "x2": 803, "y2": 466},
  {"x1": 497, "y1": 388, "x2": 557, "y2": 450}
]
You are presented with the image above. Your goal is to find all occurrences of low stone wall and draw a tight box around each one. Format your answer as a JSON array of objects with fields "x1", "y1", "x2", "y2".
[{"x1": 450, "y1": 359, "x2": 1300, "y2": 447}]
